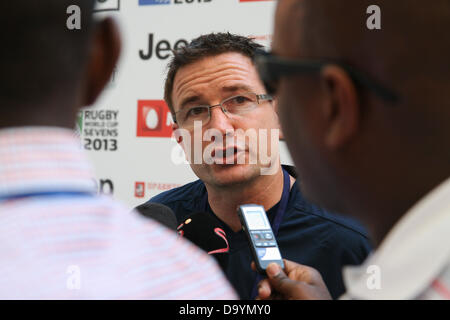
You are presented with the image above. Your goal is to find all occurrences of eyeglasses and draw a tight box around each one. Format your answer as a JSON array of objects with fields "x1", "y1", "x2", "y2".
[
  {"x1": 254, "y1": 50, "x2": 399, "y2": 103},
  {"x1": 173, "y1": 92, "x2": 273, "y2": 128}
]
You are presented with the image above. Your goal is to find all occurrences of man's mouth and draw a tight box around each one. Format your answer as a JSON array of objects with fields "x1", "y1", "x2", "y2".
[{"x1": 211, "y1": 146, "x2": 245, "y2": 164}]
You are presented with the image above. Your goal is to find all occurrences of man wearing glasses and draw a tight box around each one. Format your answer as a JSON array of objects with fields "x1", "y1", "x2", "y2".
[
  {"x1": 253, "y1": 0, "x2": 450, "y2": 300},
  {"x1": 140, "y1": 32, "x2": 372, "y2": 299}
]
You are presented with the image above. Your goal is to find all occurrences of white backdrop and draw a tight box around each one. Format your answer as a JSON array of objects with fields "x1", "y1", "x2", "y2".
[{"x1": 80, "y1": 0, "x2": 292, "y2": 209}]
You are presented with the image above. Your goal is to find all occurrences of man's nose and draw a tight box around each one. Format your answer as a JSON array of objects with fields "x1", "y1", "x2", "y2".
[{"x1": 207, "y1": 105, "x2": 234, "y2": 134}]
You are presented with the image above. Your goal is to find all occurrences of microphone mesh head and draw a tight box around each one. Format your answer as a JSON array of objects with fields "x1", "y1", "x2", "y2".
[{"x1": 135, "y1": 202, "x2": 178, "y2": 231}]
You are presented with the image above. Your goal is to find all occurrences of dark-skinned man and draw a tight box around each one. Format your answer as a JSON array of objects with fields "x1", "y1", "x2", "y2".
[{"x1": 254, "y1": 0, "x2": 450, "y2": 300}]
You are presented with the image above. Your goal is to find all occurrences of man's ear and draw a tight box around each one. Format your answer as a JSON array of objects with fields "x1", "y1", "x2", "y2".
[
  {"x1": 320, "y1": 65, "x2": 360, "y2": 150},
  {"x1": 172, "y1": 122, "x2": 183, "y2": 144},
  {"x1": 172, "y1": 122, "x2": 192, "y2": 164},
  {"x1": 82, "y1": 17, "x2": 122, "y2": 106}
]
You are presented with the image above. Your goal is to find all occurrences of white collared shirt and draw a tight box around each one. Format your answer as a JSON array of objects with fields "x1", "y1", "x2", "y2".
[
  {"x1": 0, "y1": 127, "x2": 237, "y2": 299},
  {"x1": 341, "y1": 176, "x2": 450, "y2": 299}
]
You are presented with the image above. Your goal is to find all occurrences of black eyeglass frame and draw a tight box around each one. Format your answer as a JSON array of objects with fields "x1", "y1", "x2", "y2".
[{"x1": 254, "y1": 50, "x2": 399, "y2": 103}]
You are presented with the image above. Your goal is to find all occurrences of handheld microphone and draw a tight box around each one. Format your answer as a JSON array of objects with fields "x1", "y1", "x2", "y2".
[
  {"x1": 177, "y1": 212, "x2": 229, "y2": 270},
  {"x1": 135, "y1": 202, "x2": 178, "y2": 231}
]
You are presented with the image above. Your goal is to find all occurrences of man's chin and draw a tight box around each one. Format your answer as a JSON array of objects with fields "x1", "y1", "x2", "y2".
[{"x1": 205, "y1": 163, "x2": 260, "y2": 187}]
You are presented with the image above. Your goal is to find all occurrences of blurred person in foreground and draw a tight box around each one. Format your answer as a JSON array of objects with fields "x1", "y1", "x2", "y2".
[
  {"x1": 0, "y1": 0, "x2": 236, "y2": 299},
  {"x1": 254, "y1": 0, "x2": 450, "y2": 299}
]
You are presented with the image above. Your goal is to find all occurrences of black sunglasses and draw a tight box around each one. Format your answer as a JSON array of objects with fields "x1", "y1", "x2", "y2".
[{"x1": 254, "y1": 50, "x2": 399, "y2": 103}]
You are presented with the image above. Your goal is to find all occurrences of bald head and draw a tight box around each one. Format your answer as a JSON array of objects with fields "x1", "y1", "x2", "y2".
[{"x1": 274, "y1": 0, "x2": 450, "y2": 102}]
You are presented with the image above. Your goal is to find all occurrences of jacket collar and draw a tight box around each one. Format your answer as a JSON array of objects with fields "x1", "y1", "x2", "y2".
[
  {"x1": 0, "y1": 127, "x2": 97, "y2": 198},
  {"x1": 342, "y1": 176, "x2": 450, "y2": 299}
]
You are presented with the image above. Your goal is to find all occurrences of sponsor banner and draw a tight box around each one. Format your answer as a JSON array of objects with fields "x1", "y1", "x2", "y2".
[
  {"x1": 139, "y1": 0, "x2": 170, "y2": 5},
  {"x1": 78, "y1": 110, "x2": 119, "y2": 152},
  {"x1": 85, "y1": 0, "x2": 282, "y2": 209},
  {"x1": 139, "y1": 33, "x2": 188, "y2": 61},
  {"x1": 135, "y1": 182, "x2": 146, "y2": 198},
  {"x1": 239, "y1": 0, "x2": 273, "y2": 2},
  {"x1": 139, "y1": 0, "x2": 213, "y2": 6},
  {"x1": 137, "y1": 100, "x2": 173, "y2": 138},
  {"x1": 134, "y1": 181, "x2": 182, "y2": 199},
  {"x1": 98, "y1": 179, "x2": 115, "y2": 195},
  {"x1": 95, "y1": 0, "x2": 120, "y2": 12}
]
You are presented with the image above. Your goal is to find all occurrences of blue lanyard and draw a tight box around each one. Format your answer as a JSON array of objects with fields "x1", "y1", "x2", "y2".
[
  {"x1": 200, "y1": 168, "x2": 291, "y2": 299},
  {"x1": 0, "y1": 191, "x2": 94, "y2": 202},
  {"x1": 200, "y1": 168, "x2": 290, "y2": 234}
]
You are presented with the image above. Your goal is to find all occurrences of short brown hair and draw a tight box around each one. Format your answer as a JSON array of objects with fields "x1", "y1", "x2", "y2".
[{"x1": 164, "y1": 32, "x2": 264, "y2": 117}]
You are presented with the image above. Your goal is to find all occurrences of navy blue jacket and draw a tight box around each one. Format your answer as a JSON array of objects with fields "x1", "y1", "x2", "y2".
[{"x1": 146, "y1": 168, "x2": 372, "y2": 299}]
